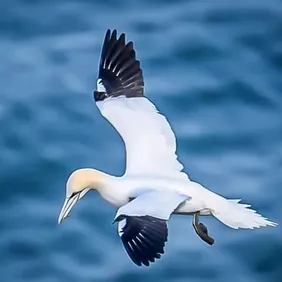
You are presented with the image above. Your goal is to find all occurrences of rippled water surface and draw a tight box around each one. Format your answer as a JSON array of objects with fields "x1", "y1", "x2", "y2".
[{"x1": 0, "y1": 0, "x2": 282, "y2": 281}]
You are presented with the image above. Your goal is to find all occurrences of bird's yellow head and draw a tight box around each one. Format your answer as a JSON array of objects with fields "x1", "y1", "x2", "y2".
[{"x1": 58, "y1": 168, "x2": 106, "y2": 224}]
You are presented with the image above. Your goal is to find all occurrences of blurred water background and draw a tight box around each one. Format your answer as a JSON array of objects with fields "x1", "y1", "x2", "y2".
[{"x1": 0, "y1": 0, "x2": 282, "y2": 281}]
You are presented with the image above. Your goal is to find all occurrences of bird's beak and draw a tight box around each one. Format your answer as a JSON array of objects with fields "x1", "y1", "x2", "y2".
[{"x1": 58, "y1": 193, "x2": 80, "y2": 224}]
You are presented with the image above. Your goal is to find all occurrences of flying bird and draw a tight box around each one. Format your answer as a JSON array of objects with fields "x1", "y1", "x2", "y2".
[{"x1": 58, "y1": 29, "x2": 277, "y2": 267}]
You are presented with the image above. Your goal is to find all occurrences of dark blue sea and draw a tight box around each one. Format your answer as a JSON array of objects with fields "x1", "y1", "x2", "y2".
[{"x1": 0, "y1": 0, "x2": 281, "y2": 281}]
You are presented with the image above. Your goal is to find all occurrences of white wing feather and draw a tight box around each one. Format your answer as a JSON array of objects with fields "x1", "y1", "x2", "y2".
[
  {"x1": 114, "y1": 190, "x2": 190, "y2": 221},
  {"x1": 96, "y1": 96, "x2": 189, "y2": 180}
]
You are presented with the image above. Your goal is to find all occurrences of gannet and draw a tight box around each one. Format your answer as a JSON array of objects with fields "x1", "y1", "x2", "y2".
[{"x1": 58, "y1": 29, "x2": 277, "y2": 267}]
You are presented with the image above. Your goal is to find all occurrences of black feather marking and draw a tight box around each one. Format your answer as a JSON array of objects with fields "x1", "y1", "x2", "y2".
[
  {"x1": 123, "y1": 241, "x2": 142, "y2": 266},
  {"x1": 141, "y1": 229, "x2": 166, "y2": 247},
  {"x1": 142, "y1": 223, "x2": 168, "y2": 239},
  {"x1": 130, "y1": 239, "x2": 151, "y2": 266},
  {"x1": 117, "y1": 215, "x2": 168, "y2": 267},
  {"x1": 134, "y1": 236, "x2": 160, "y2": 263},
  {"x1": 94, "y1": 29, "x2": 144, "y2": 102},
  {"x1": 137, "y1": 233, "x2": 164, "y2": 255}
]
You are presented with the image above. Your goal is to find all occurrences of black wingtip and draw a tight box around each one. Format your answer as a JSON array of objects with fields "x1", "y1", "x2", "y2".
[
  {"x1": 94, "y1": 29, "x2": 144, "y2": 102},
  {"x1": 117, "y1": 215, "x2": 168, "y2": 267}
]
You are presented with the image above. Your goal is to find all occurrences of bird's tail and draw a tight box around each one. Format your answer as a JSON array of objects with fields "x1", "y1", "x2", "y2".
[{"x1": 210, "y1": 198, "x2": 278, "y2": 229}]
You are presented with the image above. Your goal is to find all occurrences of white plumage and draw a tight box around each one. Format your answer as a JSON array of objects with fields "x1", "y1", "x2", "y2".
[
  {"x1": 97, "y1": 96, "x2": 188, "y2": 180},
  {"x1": 114, "y1": 190, "x2": 189, "y2": 221}
]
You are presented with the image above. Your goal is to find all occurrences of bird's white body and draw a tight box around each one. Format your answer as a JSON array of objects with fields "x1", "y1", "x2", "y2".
[
  {"x1": 95, "y1": 172, "x2": 276, "y2": 230},
  {"x1": 99, "y1": 174, "x2": 209, "y2": 213}
]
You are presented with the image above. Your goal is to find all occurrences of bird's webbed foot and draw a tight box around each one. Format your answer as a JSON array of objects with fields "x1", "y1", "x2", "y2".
[{"x1": 192, "y1": 212, "x2": 215, "y2": 246}]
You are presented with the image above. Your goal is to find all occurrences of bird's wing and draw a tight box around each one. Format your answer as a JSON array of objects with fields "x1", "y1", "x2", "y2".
[
  {"x1": 94, "y1": 29, "x2": 189, "y2": 180},
  {"x1": 113, "y1": 190, "x2": 190, "y2": 266}
]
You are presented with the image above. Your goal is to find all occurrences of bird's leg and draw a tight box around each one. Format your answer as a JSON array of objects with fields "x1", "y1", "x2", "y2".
[{"x1": 192, "y1": 212, "x2": 215, "y2": 245}]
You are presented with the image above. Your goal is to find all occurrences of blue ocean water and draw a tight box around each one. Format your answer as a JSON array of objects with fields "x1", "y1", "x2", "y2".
[{"x1": 0, "y1": 0, "x2": 281, "y2": 281}]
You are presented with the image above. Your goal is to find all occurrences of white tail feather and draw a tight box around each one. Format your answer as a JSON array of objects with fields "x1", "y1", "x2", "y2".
[{"x1": 211, "y1": 198, "x2": 278, "y2": 229}]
